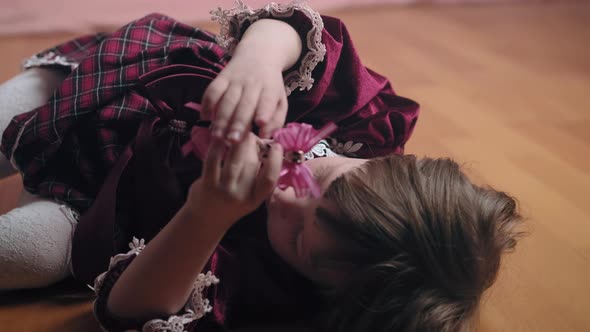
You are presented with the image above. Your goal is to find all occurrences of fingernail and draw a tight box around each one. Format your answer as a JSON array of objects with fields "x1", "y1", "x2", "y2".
[{"x1": 227, "y1": 130, "x2": 241, "y2": 141}]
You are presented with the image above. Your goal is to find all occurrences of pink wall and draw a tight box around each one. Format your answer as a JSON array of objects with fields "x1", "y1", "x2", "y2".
[{"x1": 0, "y1": 0, "x2": 515, "y2": 36}]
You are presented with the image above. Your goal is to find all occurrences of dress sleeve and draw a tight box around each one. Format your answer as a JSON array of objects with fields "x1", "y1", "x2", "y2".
[
  {"x1": 286, "y1": 15, "x2": 420, "y2": 157},
  {"x1": 21, "y1": 34, "x2": 107, "y2": 73},
  {"x1": 211, "y1": 0, "x2": 326, "y2": 96},
  {"x1": 20, "y1": 13, "x2": 171, "y2": 73},
  {"x1": 212, "y1": 2, "x2": 419, "y2": 157},
  {"x1": 92, "y1": 237, "x2": 220, "y2": 332}
]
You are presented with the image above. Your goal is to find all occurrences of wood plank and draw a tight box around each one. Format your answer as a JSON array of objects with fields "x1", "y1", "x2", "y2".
[{"x1": 1, "y1": 3, "x2": 589, "y2": 331}]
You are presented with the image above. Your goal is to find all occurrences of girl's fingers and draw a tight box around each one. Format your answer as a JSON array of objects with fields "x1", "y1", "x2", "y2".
[
  {"x1": 263, "y1": 95, "x2": 288, "y2": 139},
  {"x1": 253, "y1": 88, "x2": 275, "y2": 127},
  {"x1": 254, "y1": 142, "x2": 283, "y2": 202},
  {"x1": 203, "y1": 137, "x2": 226, "y2": 184},
  {"x1": 201, "y1": 78, "x2": 229, "y2": 122},
  {"x1": 220, "y1": 132, "x2": 256, "y2": 190},
  {"x1": 226, "y1": 85, "x2": 260, "y2": 143},
  {"x1": 212, "y1": 85, "x2": 242, "y2": 139}
]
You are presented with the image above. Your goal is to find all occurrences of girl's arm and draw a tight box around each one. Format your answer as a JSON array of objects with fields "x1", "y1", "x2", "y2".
[
  {"x1": 235, "y1": 18, "x2": 302, "y2": 72},
  {"x1": 94, "y1": 4, "x2": 323, "y2": 329},
  {"x1": 212, "y1": 1, "x2": 420, "y2": 158},
  {"x1": 287, "y1": 15, "x2": 421, "y2": 158},
  {"x1": 202, "y1": 18, "x2": 302, "y2": 142},
  {"x1": 106, "y1": 134, "x2": 283, "y2": 320},
  {"x1": 104, "y1": 18, "x2": 302, "y2": 317},
  {"x1": 106, "y1": 203, "x2": 228, "y2": 319},
  {"x1": 105, "y1": 14, "x2": 302, "y2": 321}
]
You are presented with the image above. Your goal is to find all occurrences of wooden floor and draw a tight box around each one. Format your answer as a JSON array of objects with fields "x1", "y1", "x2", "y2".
[{"x1": 1, "y1": 2, "x2": 589, "y2": 331}]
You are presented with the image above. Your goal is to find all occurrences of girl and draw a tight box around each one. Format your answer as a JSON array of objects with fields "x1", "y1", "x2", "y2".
[{"x1": 0, "y1": 1, "x2": 522, "y2": 331}]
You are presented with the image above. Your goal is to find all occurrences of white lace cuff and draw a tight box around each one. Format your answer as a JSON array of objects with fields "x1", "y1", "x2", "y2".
[
  {"x1": 304, "y1": 139, "x2": 339, "y2": 160},
  {"x1": 303, "y1": 138, "x2": 365, "y2": 160},
  {"x1": 93, "y1": 237, "x2": 220, "y2": 332},
  {"x1": 22, "y1": 51, "x2": 79, "y2": 71},
  {"x1": 211, "y1": 0, "x2": 326, "y2": 96}
]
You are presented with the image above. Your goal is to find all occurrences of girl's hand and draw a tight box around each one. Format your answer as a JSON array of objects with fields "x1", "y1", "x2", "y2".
[
  {"x1": 201, "y1": 19, "x2": 303, "y2": 142},
  {"x1": 201, "y1": 50, "x2": 288, "y2": 142},
  {"x1": 185, "y1": 133, "x2": 284, "y2": 225}
]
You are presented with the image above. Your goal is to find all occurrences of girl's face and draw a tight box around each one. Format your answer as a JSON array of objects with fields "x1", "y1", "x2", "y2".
[{"x1": 266, "y1": 156, "x2": 367, "y2": 287}]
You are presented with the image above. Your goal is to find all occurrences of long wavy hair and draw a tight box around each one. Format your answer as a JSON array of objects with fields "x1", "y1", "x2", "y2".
[{"x1": 315, "y1": 154, "x2": 523, "y2": 332}]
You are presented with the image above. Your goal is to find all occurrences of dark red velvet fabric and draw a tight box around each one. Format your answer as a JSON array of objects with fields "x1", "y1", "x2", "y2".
[
  {"x1": 0, "y1": 12, "x2": 419, "y2": 331},
  {"x1": 0, "y1": 13, "x2": 418, "y2": 212}
]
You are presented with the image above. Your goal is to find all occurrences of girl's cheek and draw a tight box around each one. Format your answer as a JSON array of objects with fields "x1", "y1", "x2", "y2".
[{"x1": 274, "y1": 191, "x2": 301, "y2": 221}]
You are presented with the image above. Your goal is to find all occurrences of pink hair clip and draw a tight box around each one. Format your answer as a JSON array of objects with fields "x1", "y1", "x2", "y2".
[
  {"x1": 181, "y1": 118, "x2": 337, "y2": 198},
  {"x1": 273, "y1": 122, "x2": 337, "y2": 198}
]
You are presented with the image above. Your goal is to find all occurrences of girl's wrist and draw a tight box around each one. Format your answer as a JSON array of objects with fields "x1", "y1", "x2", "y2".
[
  {"x1": 179, "y1": 202, "x2": 236, "y2": 232},
  {"x1": 235, "y1": 19, "x2": 302, "y2": 72},
  {"x1": 233, "y1": 40, "x2": 286, "y2": 71}
]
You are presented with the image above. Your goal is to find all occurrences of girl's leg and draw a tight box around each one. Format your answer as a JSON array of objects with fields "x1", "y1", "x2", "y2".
[
  {"x1": 0, "y1": 68, "x2": 68, "y2": 179},
  {"x1": 0, "y1": 192, "x2": 76, "y2": 290},
  {"x1": 0, "y1": 68, "x2": 73, "y2": 290}
]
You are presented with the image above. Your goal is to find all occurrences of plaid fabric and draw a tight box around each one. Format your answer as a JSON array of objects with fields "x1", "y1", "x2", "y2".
[
  {"x1": 1, "y1": 12, "x2": 420, "y2": 215},
  {"x1": 0, "y1": 10, "x2": 420, "y2": 331},
  {"x1": 1, "y1": 13, "x2": 227, "y2": 211}
]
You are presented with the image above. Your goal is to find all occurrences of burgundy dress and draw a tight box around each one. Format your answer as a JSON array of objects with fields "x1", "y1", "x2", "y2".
[{"x1": 0, "y1": 2, "x2": 419, "y2": 331}]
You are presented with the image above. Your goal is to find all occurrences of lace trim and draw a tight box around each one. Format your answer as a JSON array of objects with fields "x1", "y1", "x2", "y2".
[
  {"x1": 92, "y1": 237, "x2": 220, "y2": 332},
  {"x1": 142, "y1": 314, "x2": 197, "y2": 332},
  {"x1": 211, "y1": 0, "x2": 326, "y2": 96},
  {"x1": 59, "y1": 205, "x2": 80, "y2": 224},
  {"x1": 304, "y1": 138, "x2": 364, "y2": 160},
  {"x1": 304, "y1": 139, "x2": 339, "y2": 160},
  {"x1": 143, "y1": 272, "x2": 219, "y2": 332},
  {"x1": 57, "y1": 204, "x2": 79, "y2": 276},
  {"x1": 328, "y1": 138, "x2": 364, "y2": 157},
  {"x1": 93, "y1": 237, "x2": 146, "y2": 294},
  {"x1": 22, "y1": 52, "x2": 79, "y2": 71},
  {"x1": 9, "y1": 113, "x2": 37, "y2": 174}
]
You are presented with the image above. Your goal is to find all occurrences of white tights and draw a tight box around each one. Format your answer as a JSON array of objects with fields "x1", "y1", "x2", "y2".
[{"x1": 0, "y1": 68, "x2": 76, "y2": 290}]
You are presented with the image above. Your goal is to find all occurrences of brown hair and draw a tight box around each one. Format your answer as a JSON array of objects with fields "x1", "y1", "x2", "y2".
[{"x1": 315, "y1": 154, "x2": 523, "y2": 332}]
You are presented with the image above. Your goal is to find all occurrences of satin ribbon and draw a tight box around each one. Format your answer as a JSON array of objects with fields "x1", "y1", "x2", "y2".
[
  {"x1": 72, "y1": 64, "x2": 218, "y2": 284},
  {"x1": 182, "y1": 122, "x2": 337, "y2": 198},
  {"x1": 273, "y1": 122, "x2": 337, "y2": 198}
]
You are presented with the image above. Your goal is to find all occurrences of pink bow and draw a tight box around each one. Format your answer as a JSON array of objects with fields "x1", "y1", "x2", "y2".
[
  {"x1": 181, "y1": 121, "x2": 337, "y2": 198},
  {"x1": 181, "y1": 126, "x2": 211, "y2": 160},
  {"x1": 273, "y1": 122, "x2": 337, "y2": 198}
]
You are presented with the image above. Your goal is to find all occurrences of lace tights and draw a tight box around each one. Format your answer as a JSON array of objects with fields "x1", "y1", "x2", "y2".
[{"x1": 0, "y1": 68, "x2": 75, "y2": 290}]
